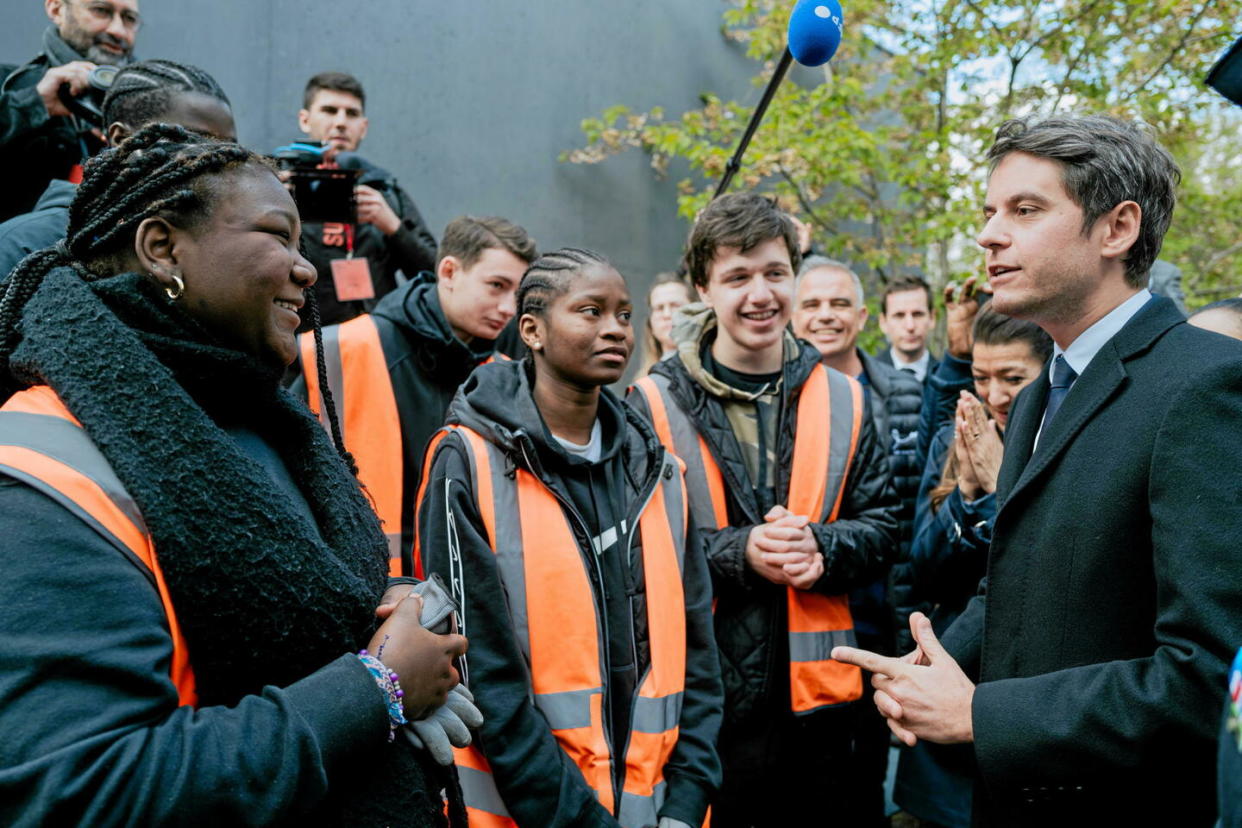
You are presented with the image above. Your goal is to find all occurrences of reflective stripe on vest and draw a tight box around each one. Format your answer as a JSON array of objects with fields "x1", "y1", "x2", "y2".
[
  {"x1": 633, "y1": 364, "x2": 865, "y2": 714},
  {"x1": 0, "y1": 386, "x2": 198, "y2": 707},
  {"x1": 299, "y1": 316, "x2": 404, "y2": 574},
  {"x1": 446, "y1": 426, "x2": 687, "y2": 828}
]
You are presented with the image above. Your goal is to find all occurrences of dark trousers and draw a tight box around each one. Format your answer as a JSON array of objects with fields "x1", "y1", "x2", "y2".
[
  {"x1": 842, "y1": 677, "x2": 893, "y2": 827},
  {"x1": 713, "y1": 705, "x2": 854, "y2": 828}
]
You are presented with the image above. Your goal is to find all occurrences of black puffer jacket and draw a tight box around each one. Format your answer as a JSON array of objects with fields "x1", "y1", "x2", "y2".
[
  {"x1": 857, "y1": 349, "x2": 924, "y2": 654},
  {"x1": 634, "y1": 309, "x2": 899, "y2": 726}
]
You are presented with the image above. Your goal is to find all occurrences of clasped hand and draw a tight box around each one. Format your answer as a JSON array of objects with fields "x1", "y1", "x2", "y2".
[
  {"x1": 954, "y1": 392, "x2": 1003, "y2": 501},
  {"x1": 832, "y1": 612, "x2": 975, "y2": 746},
  {"x1": 745, "y1": 505, "x2": 823, "y2": 590}
]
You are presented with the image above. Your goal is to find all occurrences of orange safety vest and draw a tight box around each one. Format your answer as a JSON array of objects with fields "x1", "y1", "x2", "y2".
[
  {"x1": 300, "y1": 317, "x2": 510, "y2": 577},
  {"x1": 0, "y1": 386, "x2": 198, "y2": 707},
  {"x1": 631, "y1": 363, "x2": 865, "y2": 714},
  {"x1": 300, "y1": 316, "x2": 405, "y2": 575},
  {"x1": 438, "y1": 426, "x2": 690, "y2": 828}
]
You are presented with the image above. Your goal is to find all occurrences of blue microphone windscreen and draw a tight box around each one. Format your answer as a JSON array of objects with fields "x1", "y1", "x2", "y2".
[{"x1": 788, "y1": 0, "x2": 844, "y2": 67}]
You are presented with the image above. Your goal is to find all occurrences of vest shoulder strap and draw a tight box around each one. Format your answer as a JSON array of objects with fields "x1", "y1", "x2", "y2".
[
  {"x1": 300, "y1": 315, "x2": 404, "y2": 572},
  {"x1": 0, "y1": 386, "x2": 197, "y2": 706}
]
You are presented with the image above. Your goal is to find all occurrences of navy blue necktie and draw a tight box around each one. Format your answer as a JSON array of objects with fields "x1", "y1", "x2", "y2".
[{"x1": 1040, "y1": 355, "x2": 1078, "y2": 434}]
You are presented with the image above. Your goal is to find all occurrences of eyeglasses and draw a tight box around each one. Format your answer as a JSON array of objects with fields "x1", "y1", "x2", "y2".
[{"x1": 78, "y1": 1, "x2": 142, "y2": 32}]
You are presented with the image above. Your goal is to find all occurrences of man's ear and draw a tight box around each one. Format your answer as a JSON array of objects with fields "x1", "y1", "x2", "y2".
[
  {"x1": 859, "y1": 305, "x2": 869, "y2": 326},
  {"x1": 1100, "y1": 200, "x2": 1142, "y2": 263},
  {"x1": 45, "y1": 0, "x2": 65, "y2": 26},
  {"x1": 297, "y1": 109, "x2": 312, "y2": 137},
  {"x1": 437, "y1": 255, "x2": 459, "y2": 288},
  {"x1": 133, "y1": 216, "x2": 181, "y2": 292},
  {"x1": 357, "y1": 116, "x2": 369, "y2": 145},
  {"x1": 106, "y1": 121, "x2": 131, "y2": 147}
]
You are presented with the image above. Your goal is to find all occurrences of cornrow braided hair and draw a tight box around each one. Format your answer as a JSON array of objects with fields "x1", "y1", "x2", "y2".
[
  {"x1": 0, "y1": 123, "x2": 354, "y2": 470},
  {"x1": 516, "y1": 246, "x2": 610, "y2": 318},
  {"x1": 102, "y1": 59, "x2": 230, "y2": 130}
]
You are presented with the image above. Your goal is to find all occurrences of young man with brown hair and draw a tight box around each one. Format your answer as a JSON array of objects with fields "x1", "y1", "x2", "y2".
[
  {"x1": 629, "y1": 192, "x2": 898, "y2": 827},
  {"x1": 296, "y1": 215, "x2": 536, "y2": 575},
  {"x1": 290, "y1": 71, "x2": 439, "y2": 327},
  {"x1": 877, "y1": 275, "x2": 936, "y2": 382}
]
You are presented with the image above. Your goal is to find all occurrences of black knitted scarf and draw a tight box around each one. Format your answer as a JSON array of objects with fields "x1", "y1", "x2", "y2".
[{"x1": 9, "y1": 267, "x2": 390, "y2": 706}]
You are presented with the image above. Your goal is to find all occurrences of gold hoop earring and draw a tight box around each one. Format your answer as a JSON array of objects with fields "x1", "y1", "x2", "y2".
[{"x1": 165, "y1": 272, "x2": 185, "y2": 301}]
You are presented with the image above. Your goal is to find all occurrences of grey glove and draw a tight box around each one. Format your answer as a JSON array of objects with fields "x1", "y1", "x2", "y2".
[
  {"x1": 403, "y1": 683, "x2": 484, "y2": 766},
  {"x1": 657, "y1": 818, "x2": 693, "y2": 828}
]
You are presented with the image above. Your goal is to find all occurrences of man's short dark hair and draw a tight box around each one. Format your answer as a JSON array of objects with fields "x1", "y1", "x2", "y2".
[
  {"x1": 881, "y1": 275, "x2": 932, "y2": 315},
  {"x1": 685, "y1": 193, "x2": 800, "y2": 289},
  {"x1": 103, "y1": 60, "x2": 230, "y2": 129},
  {"x1": 986, "y1": 116, "x2": 1181, "y2": 289},
  {"x1": 303, "y1": 72, "x2": 366, "y2": 111},
  {"x1": 438, "y1": 216, "x2": 538, "y2": 270}
]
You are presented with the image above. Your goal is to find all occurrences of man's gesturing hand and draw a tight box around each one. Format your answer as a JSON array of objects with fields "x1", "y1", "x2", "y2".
[{"x1": 832, "y1": 611, "x2": 975, "y2": 746}]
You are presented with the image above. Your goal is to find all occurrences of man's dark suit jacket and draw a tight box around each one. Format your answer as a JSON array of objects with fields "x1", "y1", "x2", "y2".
[{"x1": 940, "y1": 296, "x2": 1242, "y2": 826}]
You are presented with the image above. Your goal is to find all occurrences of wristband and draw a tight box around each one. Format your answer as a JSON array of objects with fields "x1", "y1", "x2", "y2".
[{"x1": 357, "y1": 650, "x2": 408, "y2": 742}]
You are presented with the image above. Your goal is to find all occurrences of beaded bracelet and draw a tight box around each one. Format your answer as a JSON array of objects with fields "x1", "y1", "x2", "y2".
[{"x1": 357, "y1": 650, "x2": 408, "y2": 742}]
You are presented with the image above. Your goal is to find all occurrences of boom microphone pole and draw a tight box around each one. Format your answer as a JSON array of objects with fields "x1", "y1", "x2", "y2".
[{"x1": 713, "y1": 0, "x2": 846, "y2": 199}]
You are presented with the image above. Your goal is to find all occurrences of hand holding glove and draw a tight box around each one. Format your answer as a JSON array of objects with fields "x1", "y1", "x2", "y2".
[{"x1": 404, "y1": 682, "x2": 484, "y2": 766}]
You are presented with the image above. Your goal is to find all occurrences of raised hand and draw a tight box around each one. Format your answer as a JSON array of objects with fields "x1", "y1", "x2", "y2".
[{"x1": 944, "y1": 275, "x2": 993, "y2": 359}]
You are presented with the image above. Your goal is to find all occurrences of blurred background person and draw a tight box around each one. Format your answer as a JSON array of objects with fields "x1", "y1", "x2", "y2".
[
  {"x1": 0, "y1": 125, "x2": 467, "y2": 825},
  {"x1": 0, "y1": 58, "x2": 234, "y2": 276},
  {"x1": 638, "y1": 272, "x2": 696, "y2": 375},
  {"x1": 1188, "y1": 297, "x2": 1242, "y2": 340},
  {"x1": 876, "y1": 275, "x2": 936, "y2": 383},
  {"x1": 286, "y1": 71, "x2": 438, "y2": 328},
  {"x1": 295, "y1": 214, "x2": 536, "y2": 574},
  {"x1": 1, "y1": 0, "x2": 140, "y2": 221}
]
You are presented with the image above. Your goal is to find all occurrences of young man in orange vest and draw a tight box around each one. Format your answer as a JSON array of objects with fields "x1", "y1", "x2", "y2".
[
  {"x1": 629, "y1": 193, "x2": 898, "y2": 827},
  {"x1": 296, "y1": 215, "x2": 536, "y2": 574}
]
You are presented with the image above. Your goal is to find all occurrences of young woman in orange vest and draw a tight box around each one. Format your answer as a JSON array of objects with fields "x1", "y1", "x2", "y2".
[
  {"x1": 0, "y1": 125, "x2": 470, "y2": 825},
  {"x1": 417, "y1": 248, "x2": 723, "y2": 828}
]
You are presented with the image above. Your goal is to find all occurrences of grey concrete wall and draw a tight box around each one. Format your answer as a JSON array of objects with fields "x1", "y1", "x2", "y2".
[{"x1": 4, "y1": 1, "x2": 762, "y2": 370}]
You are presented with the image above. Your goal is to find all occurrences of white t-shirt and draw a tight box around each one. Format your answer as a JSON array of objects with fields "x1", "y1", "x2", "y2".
[{"x1": 553, "y1": 419, "x2": 603, "y2": 463}]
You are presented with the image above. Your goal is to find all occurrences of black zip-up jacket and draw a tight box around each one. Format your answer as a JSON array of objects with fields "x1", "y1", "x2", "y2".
[
  {"x1": 418, "y1": 359, "x2": 723, "y2": 828},
  {"x1": 631, "y1": 310, "x2": 899, "y2": 726},
  {"x1": 297, "y1": 156, "x2": 438, "y2": 328},
  {"x1": 1, "y1": 28, "x2": 92, "y2": 222},
  {"x1": 292, "y1": 273, "x2": 495, "y2": 561}
]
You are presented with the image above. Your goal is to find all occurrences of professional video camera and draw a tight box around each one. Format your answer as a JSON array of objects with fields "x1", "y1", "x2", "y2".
[{"x1": 271, "y1": 140, "x2": 361, "y2": 224}]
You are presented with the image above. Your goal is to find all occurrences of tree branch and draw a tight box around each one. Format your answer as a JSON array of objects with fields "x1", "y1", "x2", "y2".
[{"x1": 777, "y1": 164, "x2": 840, "y2": 235}]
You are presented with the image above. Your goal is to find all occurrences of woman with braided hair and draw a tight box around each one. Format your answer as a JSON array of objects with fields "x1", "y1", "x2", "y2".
[
  {"x1": 0, "y1": 123, "x2": 469, "y2": 826},
  {"x1": 416, "y1": 248, "x2": 722, "y2": 828}
]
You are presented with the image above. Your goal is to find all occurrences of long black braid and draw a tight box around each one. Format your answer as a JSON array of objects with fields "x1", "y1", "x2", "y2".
[
  {"x1": 102, "y1": 59, "x2": 231, "y2": 129},
  {"x1": 516, "y1": 246, "x2": 610, "y2": 317},
  {"x1": 0, "y1": 123, "x2": 354, "y2": 469}
]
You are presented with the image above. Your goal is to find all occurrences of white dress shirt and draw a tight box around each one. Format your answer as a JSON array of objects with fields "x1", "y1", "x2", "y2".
[{"x1": 1033, "y1": 289, "x2": 1152, "y2": 451}]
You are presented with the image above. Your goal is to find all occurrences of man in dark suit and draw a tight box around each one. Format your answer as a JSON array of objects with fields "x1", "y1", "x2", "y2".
[{"x1": 834, "y1": 115, "x2": 1242, "y2": 825}]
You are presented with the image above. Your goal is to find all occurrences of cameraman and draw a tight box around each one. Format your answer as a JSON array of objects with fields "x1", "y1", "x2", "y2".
[
  {"x1": 1, "y1": 0, "x2": 139, "y2": 222},
  {"x1": 290, "y1": 71, "x2": 438, "y2": 328}
]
